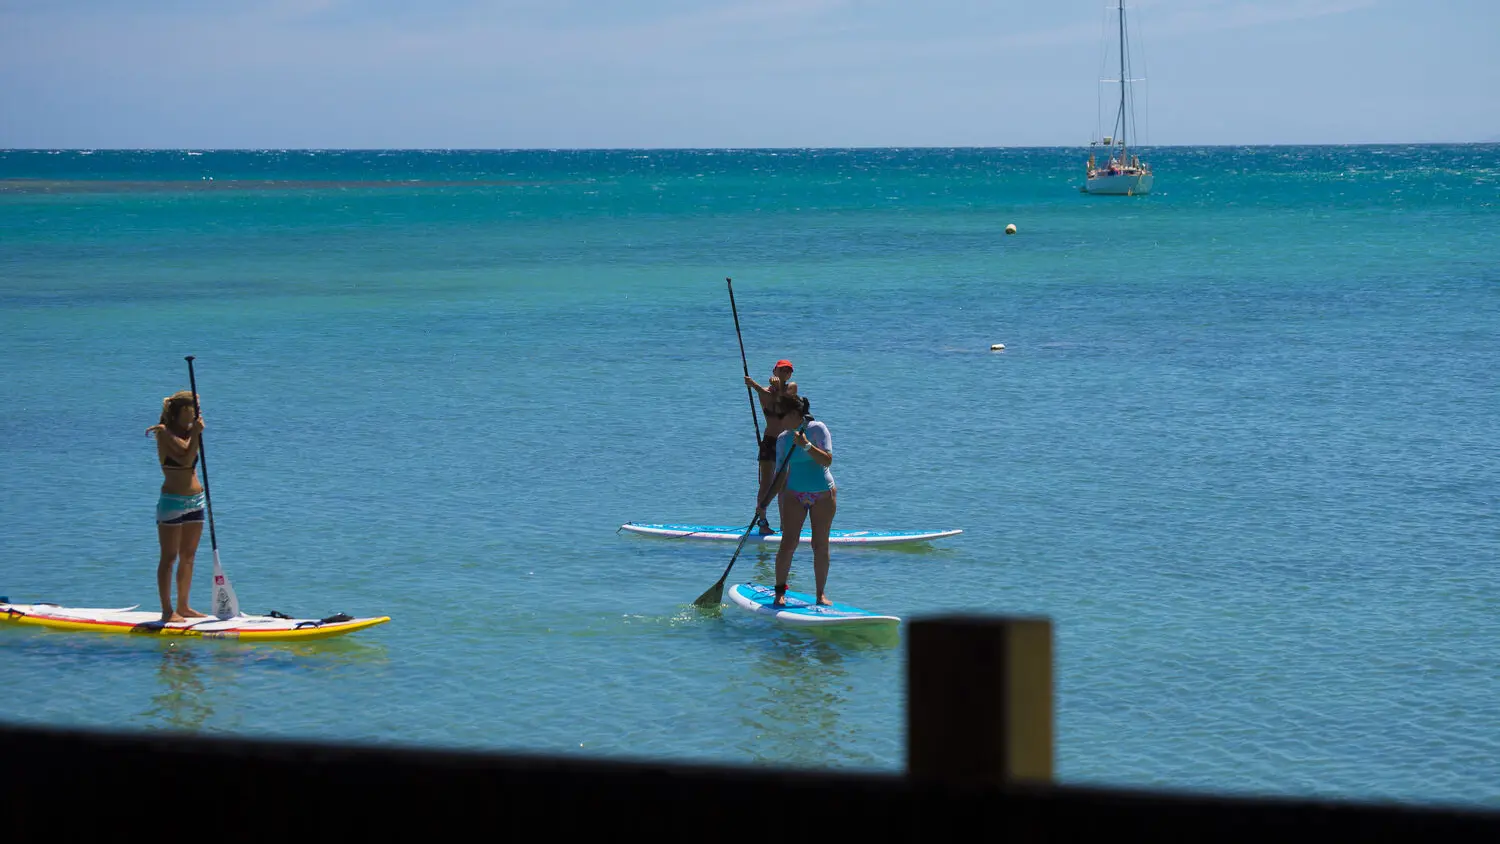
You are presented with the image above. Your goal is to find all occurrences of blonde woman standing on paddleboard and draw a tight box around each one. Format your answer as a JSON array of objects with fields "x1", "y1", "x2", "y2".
[
  {"x1": 771, "y1": 394, "x2": 836, "y2": 607},
  {"x1": 744, "y1": 358, "x2": 798, "y2": 534},
  {"x1": 145, "y1": 391, "x2": 208, "y2": 623}
]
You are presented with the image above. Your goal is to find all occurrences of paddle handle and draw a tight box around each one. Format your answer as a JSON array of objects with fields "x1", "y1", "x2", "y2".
[
  {"x1": 727, "y1": 278, "x2": 762, "y2": 445},
  {"x1": 184, "y1": 355, "x2": 218, "y2": 553}
]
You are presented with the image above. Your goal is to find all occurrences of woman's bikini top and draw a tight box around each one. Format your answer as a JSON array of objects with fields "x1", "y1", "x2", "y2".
[
  {"x1": 159, "y1": 430, "x2": 197, "y2": 471},
  {"x1": 762, "y1": 390, "x2": 797, "y2": 421},
  {"x1": 162, "y1": 454, "x2": 197, "y2": 471}
]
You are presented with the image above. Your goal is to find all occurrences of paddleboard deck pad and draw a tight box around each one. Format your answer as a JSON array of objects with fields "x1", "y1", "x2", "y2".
[
  {"x1": 727, "y1": 583, "x2": 899, "y2": 628},
  {"x1": 0, "y1": 601, "x2": 390, "y2": 641},
  {"x1": 621, "y1": 523, "x2": 961, "y2": 545}
]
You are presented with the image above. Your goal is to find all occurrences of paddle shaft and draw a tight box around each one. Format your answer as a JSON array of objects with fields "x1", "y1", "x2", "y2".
[
  {"x1": 695, "y1": 421, "x2": 807, "y2": 606},
  {"x1": 184, "y1": 356, "x2": 219, "y2": 552},
  {"x1": 727, "y1": 277, "x2": 762, "y2": 445}
]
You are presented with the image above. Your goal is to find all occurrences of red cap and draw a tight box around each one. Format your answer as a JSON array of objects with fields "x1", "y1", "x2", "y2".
[{"x1": 774, "y1": 359, "x2": 794, "y2": 372}]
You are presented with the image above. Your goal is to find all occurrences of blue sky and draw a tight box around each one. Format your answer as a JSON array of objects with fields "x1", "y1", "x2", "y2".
[{"x1": 1, "y1": 0, "x2": 1494, "y2": 148}]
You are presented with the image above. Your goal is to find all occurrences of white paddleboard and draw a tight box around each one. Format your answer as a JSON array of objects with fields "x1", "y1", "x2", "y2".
[
  {"x1": 621, "y1": 522, "x2": 961, "y2": 546},
  {"x1": 727, "y1": 583, "x2": 900, "y2": 628}
]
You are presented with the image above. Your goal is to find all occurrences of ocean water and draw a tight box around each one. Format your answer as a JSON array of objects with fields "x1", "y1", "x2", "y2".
[{"x1": 1, "y1": 146, "x2": 1497, "y2": 808}]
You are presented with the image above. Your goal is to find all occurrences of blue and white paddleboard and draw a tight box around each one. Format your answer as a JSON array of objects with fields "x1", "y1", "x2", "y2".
[
  {"x1": 727, "y1": 583, "x2": 900, "y2": 628},
  {"x1": 620, "y1": 523, "x2": 961, "y2": 546}
]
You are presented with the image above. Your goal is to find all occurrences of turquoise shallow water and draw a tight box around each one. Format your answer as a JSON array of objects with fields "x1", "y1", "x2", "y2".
[{"x1": 2, "y1": 147, "x2": 1497, "y2": 807}]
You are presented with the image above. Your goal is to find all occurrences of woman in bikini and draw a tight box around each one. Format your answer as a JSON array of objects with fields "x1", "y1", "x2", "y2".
[
  {"x1": 743, "y1": 359, "x2": 798, "y2": 534},
  {"x1": 145, "y1": 391, "x2": 209, "y2": 623},
  {"x1": 770, "y1": 393, "x2": 836, "y2": 607}
]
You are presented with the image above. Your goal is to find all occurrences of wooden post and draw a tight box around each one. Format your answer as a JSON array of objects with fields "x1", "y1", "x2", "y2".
[{"x1": 907, "y1": 615, "x2": 1053, "y2": 786}]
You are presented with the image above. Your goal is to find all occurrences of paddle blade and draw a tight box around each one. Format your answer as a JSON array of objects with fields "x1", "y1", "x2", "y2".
[
  {"x1": 210, "y1": 549, "x2": 240, "y2": 619},
  {"x1": 693, "y1": 578, "x2": 726, "y2": 608},
  {"x1": 695, "y1": 518, "x2": 759, "y2": 607}
]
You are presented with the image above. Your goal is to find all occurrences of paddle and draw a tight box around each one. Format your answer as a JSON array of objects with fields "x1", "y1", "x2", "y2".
[
  {"x1": 726, "y1": 277, "x2": 762, "y2": 446},
  {"x1": 693, "y1": 420, "x2": 807, "y2": 608},
  {"x1": 185, "y1": 355, "x2": 241, "y2": 620}
]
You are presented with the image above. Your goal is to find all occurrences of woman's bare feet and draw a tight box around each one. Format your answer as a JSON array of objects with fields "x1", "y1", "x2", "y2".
[
  {"x1": 160, "y1": 611, "x2": 186, "y2": 623},
  {"x1": 177, "y1": 607, "x2": 208, "y2": 619},
  {"x1": 816, "y1": 594, "x2": 833, "y2": 606}
]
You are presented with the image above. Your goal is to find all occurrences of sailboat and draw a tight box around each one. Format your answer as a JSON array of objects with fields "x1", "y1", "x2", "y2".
[{"x1": 1083, "y1": 0, "x2": 1153, "y2": 195}]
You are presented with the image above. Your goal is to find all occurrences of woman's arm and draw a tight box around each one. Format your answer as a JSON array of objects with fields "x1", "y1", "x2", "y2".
[
  {"x1": 156, "y1": 420, "x2": 203, "y2": 465},
  {"x1": 767, "y1": 463, "x2": 790, "y2": 501},
  {"x1": 792, "y1": 425, "x2": 833, "y2": 468}
]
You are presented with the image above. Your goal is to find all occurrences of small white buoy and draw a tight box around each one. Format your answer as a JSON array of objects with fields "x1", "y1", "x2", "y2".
[
  {"x1": 991, "y1": 343, "x2": 1006, "y2": 351},
  {"x1": 1005, "y1": 224, "x2": 1017, "y2": 235}
]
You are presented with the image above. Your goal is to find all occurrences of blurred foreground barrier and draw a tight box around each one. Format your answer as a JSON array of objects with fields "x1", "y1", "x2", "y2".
[
  {"x1": 909, "y1": 615, "x2": 1053, "y2": 786},
  {"x1": 4, "y1": 615, "x2": 1497, "y2": 838}
]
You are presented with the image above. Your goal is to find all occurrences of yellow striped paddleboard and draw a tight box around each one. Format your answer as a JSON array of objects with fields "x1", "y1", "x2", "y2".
[{"x1": 0, "y1": 600, "x2": 389, "y2": 641}]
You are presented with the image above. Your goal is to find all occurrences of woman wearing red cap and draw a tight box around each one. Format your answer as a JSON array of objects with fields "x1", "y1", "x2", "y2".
[{"x1": 744, "y1": 359, "x2": 797, "y2": 534}]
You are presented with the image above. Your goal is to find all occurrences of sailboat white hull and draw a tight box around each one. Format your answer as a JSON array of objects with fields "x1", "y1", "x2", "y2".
[
  {"x1": 1080, "y1": 1, "x2": 1154, "y2": 196},
  {"x1": 1084, "y1": 171, "x2": 1153, "y2": 195}
]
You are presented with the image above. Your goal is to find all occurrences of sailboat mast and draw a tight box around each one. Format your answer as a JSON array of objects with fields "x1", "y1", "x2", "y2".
[{"x1": 1117, "y1": 0, "x2": 1127, "y2": 159}]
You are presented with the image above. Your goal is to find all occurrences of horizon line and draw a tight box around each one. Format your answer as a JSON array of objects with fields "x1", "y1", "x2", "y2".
[{"x1": 3, "y1": 141, "x2": 1497, "y2": 153}]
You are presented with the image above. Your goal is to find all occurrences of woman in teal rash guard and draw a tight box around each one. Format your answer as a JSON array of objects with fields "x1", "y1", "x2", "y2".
[
  {"x1": 770, "y1": 394, "x2": 837, "y2": 607},
  {"x1": 145, "y1": 391, "x2": 209, "y2": 623}
]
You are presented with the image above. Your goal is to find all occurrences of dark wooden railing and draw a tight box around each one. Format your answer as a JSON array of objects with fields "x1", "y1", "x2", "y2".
[{"x1": 4, "y1": 615, "x2": 1496, "y2": 838}]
